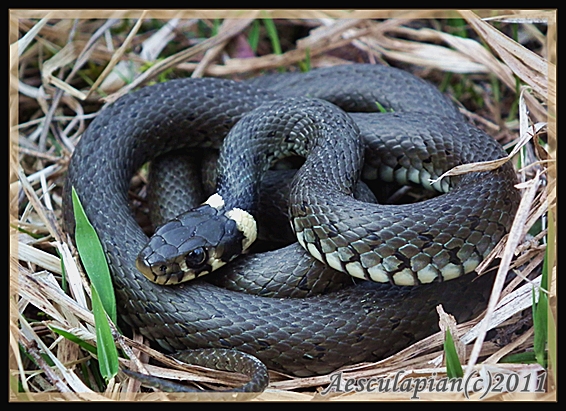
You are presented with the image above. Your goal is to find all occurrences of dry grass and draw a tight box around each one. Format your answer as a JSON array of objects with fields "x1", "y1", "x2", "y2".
[{"x1": 10, "y1": 10, "x2": 556, "y2": 401}]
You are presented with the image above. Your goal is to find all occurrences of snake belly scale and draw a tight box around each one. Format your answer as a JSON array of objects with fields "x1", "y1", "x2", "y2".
[{"x1": 63, "y1": 64, "x2": 520, "y2": 390}]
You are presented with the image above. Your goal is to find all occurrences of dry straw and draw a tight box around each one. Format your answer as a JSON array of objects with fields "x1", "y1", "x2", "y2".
[{"x1": 10, "y1": 10, "x2": 556, "y2": 401}]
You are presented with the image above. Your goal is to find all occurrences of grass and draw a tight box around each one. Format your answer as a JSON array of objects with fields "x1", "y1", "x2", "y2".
[
  {"x1": 71, "y1": 188, "x2": 119, "y2": 381},
  {"x1": 10, "y1": 10, "x2": 556, "y2": 401}
]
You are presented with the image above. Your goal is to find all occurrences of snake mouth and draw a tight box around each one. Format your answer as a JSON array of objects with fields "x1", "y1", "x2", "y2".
[
  {"x1": 135, "y1": 253, "x2": 215, "y2": 285},
  {"x1": 153, "y1": 268, "x2": 193, "y2": 286},
  {"x1": 135, "y1": 255, "x2": 181, "y2": 285}
]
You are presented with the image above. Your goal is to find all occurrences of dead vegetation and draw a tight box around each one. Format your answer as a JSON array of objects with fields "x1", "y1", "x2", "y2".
[{"x1": 10, "y1": 10, "x2": 556, "y2": 401}]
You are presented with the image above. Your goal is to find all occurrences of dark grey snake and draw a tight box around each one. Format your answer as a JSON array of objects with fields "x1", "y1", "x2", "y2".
[{"x1": 62, "y1": 64, "x2": 520, "y2": 393}]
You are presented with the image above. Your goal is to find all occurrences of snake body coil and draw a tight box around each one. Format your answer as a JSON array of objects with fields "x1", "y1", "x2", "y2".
[{"x1": 63, "y1": 64, "x2": 519, "y2": 391}]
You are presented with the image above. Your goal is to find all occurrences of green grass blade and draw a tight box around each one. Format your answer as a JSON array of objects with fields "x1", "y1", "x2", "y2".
[
  {"x1": 71, "y1": 187, "x2": 117, "y2": 324},
  {"x1": 547, "y1": 298, "x2": 557, "y2": 382},
  {"x1": 545, "y1": 211, "x2": 556, "y2": 382},
  {"x1": 542, "y1": 209, "x2": 553, "y2": 292},
  {"x1": 448, "y1": 18, "x2": 468, "y2": 38},
  {"x1": 533, "y1": 211, "x2": 554, "y2": 367},
  {"x1": 531, "y1": 208, "x2": 553, "y2": 369},
  {"x1": 500, "y1": 351, "x2": 538, "y2": 364},
  {"x1": 49, "y1": 325, "x2": 98, "y2": 355},
  {"x1": 90, "y1": 284, "x2": 119, "y2": 381},
  {"x1": 262, "y1": 18, "x2": 282, "y2": 55},
  {"x1": 375, "y1": 101, "x2": 393, "y2": 113},
  {"x1": 212, "y1": 18, "x2": 221, "y2": 37},
  {"x1": 444, "y1": 328, "x2": 464, "y2": 378},
  {"x1": 247, "y1": 19, "x2": 260, "y2": 53},
  {"x1": 263, "y1": 18, "x2": 281, "y2": 54},
  {"x1": 298, "y1": 47, "x2": 311, "y2": 72},
  {"x1": 19, "y1": 342, "x2": 54, "y2": 367},
  {"x1": 532, "y1": 287, "x2": 548, "y2": 368},
  {"x1": 56, "y1": 247, "x2": 68, "y2": 292},
  {"x1": 71, "y1": 187, "x2": 119, "y2": 381}
]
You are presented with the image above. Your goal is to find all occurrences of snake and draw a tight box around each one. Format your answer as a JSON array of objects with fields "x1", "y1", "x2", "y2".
[{"x1": 62, "y1": 64, "x2": 520, "y2": 392}]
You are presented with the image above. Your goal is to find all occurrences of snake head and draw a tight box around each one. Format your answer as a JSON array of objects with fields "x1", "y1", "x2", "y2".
[{"x1": 136, "y1": 199, "x2": 257, "y2": 285}]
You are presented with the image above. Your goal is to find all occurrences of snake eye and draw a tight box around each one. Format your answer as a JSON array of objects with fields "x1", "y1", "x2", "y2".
[{"x1": 184, "y1": 247, "x2": 207, "y2": 269}]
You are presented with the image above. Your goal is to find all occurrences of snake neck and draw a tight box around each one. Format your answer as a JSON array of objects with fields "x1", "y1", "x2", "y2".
[
  {"x1": 202, "y1": 193, "x2": 258, "y2": 253},
  {"x1": 216, "y1": 97, "x2": 363, "y2": 212},
  {"x1": 198, "y1": 97, "x2": 364, "y2": 272}
]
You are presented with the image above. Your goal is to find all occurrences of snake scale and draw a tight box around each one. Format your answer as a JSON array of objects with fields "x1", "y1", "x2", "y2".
[{"x1": 63, "y1": 64, "x2": 520, "y2": 392}]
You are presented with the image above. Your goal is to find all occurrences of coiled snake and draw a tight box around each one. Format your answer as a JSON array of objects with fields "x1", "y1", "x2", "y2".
[{"x1": 63, "y1": 64, "x2": 520, "y2": 392}]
